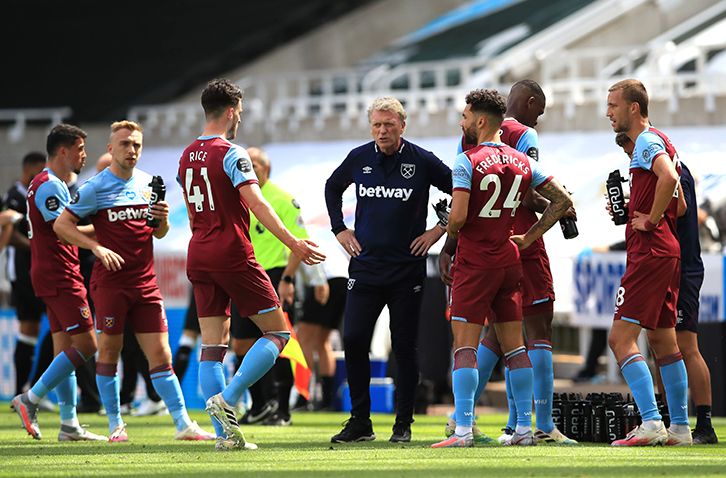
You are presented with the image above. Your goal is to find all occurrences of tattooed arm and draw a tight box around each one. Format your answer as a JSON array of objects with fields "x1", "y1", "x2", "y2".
[{"x1": 511, "y1": 178, "x2": 572, "y2": 250}]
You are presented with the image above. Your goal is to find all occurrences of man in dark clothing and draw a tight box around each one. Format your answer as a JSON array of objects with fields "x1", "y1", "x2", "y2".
[{"x1": 325, "y1": 97, "x2": 452, "y2": 443}]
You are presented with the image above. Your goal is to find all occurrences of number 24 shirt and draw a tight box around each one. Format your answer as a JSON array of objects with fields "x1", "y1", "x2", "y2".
[{"x1": 453, "y1": 142, "x2": 551, "y2": 270}]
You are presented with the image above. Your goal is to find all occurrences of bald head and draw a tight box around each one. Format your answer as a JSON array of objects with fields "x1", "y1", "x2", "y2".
[
  {"x1": 247, "y1": 147, "x2": 271, "y2": 186},
  {"x1": 96, "y1": 152, "x2": 112, "y2": 173}
]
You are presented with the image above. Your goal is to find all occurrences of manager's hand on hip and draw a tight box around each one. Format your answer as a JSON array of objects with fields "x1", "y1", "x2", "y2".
[{"x1": 336, "y1": 229, "x2": 361, "y2": 258}]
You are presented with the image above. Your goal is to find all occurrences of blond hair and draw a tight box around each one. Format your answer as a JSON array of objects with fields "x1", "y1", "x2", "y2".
[
  {"x1": 110, "y1": 120, "x2": 143, "y2": 141},
  {"x1": 367, "y1": 97, "x2": 407, "y2": 125}
]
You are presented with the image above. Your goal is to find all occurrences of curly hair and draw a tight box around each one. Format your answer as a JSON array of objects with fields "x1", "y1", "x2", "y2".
[
  {"x1": 201, "y1": 78, "x2": 244, "y2": 119},
  {"x1": 465, "y1": 89, "x2": 507, "y2": 128}
]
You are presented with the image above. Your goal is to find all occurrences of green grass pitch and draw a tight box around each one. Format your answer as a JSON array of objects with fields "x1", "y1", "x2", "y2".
[{"x1": 1, "y1": 405, "x2": 724, "y2": 477}]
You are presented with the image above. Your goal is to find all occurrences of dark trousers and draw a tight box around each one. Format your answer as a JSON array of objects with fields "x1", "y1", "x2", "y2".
[{"x1": 342, "y1": 261, "x2": 424, "y2": 423}]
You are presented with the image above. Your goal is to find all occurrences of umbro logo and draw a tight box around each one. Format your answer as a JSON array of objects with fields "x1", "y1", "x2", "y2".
[{"x1": 363, "y1": 166, "x2": 372, "y2": 174}]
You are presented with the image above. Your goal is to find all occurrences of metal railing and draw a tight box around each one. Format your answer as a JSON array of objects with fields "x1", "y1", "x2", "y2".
[
  {"x1": 0, "y1": 108, "x2": 73, "y2": 143},
  {"x1": 125, "y1": 1, "x2": 726, "y2": 138}
]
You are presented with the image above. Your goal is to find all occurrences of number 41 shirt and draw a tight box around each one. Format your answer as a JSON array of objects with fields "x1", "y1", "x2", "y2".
[{"x1": 178, "y1": 135, "x2": 259, "y2": 272}]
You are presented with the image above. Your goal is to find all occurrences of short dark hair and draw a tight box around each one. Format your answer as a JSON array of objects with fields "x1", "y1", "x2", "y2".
[
  {"x1": 609, "y1": 79, "x2": 649, "y2": 118},
  {"x1": 465, "y1": 89, "x2": 507, "y2": 128},
  {"x1": 512, "y1": 79, "x2": 545, "y2": 104},
  {"x1": 22, "y1": 151, "x2": 46, "y2": 168},
  {"x1": 46, "y1": 124, "x2": 87, "y2": 157},
  {"x1": 201, "y1": 78, "x2": 244, "y2": 119},
  {"x1": 615, "y1": 132, "x2": 632, "y2": 148}
]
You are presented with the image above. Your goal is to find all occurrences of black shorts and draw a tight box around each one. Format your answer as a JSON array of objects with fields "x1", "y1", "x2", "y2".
[
  {"x1": 230, "y1": 267, "x2": 286, "y2": 340},
  {"x1": 11, "y1": 279, "x2": 46, "y2": 322},
  {"x1": 299, "y1": 277, "x2": 347, "y2": 330},
  {"x1": 183, "y1": 291, "x2": 201, "y2": 333},
  {"x1": 675, "y1": 270, "x2": 703, "y2": 333}
]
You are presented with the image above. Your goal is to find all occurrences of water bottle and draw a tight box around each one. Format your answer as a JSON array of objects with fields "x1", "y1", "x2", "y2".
[
  {"x1": 606, "y1": 170, "x2": 629, "y2": 225},
  {"x1": 559, "y1": 217, "x2": 578, "y2": 239},
  {"x1": 579, "y1": 396, "x2": 593, "y2": 442},
  {"x1": 557, "y1": 186, "x2": 578, "y2": 239},
  {"x1": 146, "y1": 175, "x2": 166, "y2": 228},
  {"x1": 551, "y1": 392, "x2": 563, "y2": 434},
  {"x1": 592, "y1": 403, "x2": 606, "y2": 443}
]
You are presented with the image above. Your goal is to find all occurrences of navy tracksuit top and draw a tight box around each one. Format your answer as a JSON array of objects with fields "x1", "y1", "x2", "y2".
[{"x1": 325, "y1": 138, "x2": 452, "y2": 271}]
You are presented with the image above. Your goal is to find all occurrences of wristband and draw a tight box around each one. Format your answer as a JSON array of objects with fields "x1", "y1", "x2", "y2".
[
  {"x1": 281, "y1": 275, "x2": 294, "y2": 284},
  {"x1": 11, "y1": 212, "x2": 23, "y2": 225},
  {"x1": 644, "y1": 218, "x2": 657, "y2": 231}
]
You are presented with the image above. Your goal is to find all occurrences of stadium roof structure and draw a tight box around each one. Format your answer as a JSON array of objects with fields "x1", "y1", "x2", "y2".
[
  {"x1": 361, "y1": 0, "x2": 598, "y2": 67},
  {"x1": 2, "y1": 0, "x2": 375, "y2": 123}
]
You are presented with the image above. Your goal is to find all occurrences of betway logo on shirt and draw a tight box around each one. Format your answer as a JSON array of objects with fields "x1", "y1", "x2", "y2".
[
  {"x1": 107, "y1": 207, "x2": 148, "y2": 222},
  {"x1": 358, "y1": 184, "x2": 413, "y2": 201}
]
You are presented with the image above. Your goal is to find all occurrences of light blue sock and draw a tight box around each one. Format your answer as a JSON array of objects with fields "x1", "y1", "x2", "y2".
[
  {"x1": 55, "y1": 372, "x2": 77, "y2": 422},
  {"x1": 150, "y1": 365, "x2": 191, "y2": 432},
  {"x1": 529, "y1": 341, "x2": 554, "y2": 432},
  {"x1": 453, "y1": 368, "x2": 478, "y2": 428},
  {"x1": 504, "y1": 366, "x2": 517, "y2": 429},
  {"x1": 660, "y1": 359, "x2": 689, "y2": 426},
  {"x1": 509, "y1": 367, "x2": 534, "y2": 428},
  {"x1": 222, "y1": 336, "x2": 281, "y2": 406},
  {"x1": 451, "y1": 364, "x2": 458, "y2": 423},
  {"x1": 199, "y1": 359, "x2": 227, "y2": 437},
  {"x1": 620, "y1": 356, "x2": 661, "y2": 422},
  {"x1": 97, "y1": 373, "x2": 123, "y2": 432},
  {"x1": 31, "y1": 352, "x2": 76, "y2": 397},
  {"x1": 473, "y1": 343, "x2": 500, "y2": 404}
]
